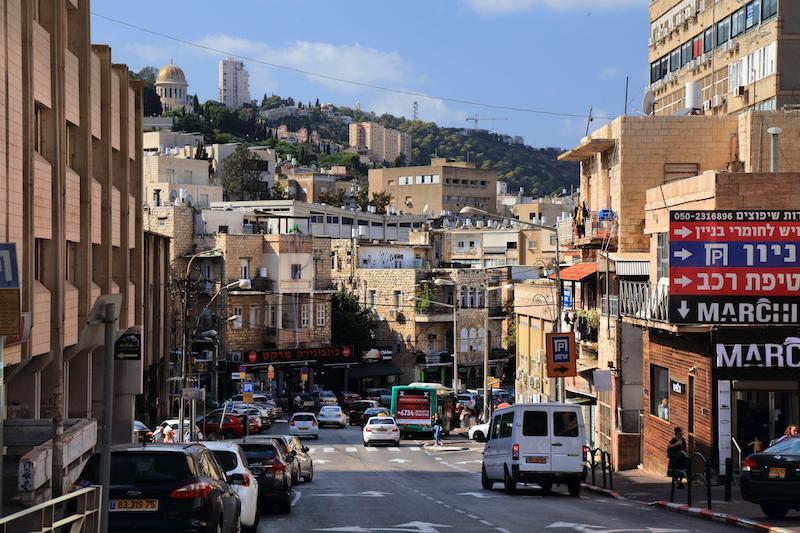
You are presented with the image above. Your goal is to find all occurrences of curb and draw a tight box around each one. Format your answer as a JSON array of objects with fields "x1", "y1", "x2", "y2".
[{"x1": 581, "y1": 483, "x2": 793, "y2": 533}]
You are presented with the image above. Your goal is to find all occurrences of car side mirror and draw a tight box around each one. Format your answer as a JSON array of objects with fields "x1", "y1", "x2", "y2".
[
  {"x1": 227, "y1": 473, "x2": 246, "y2": 485},
  {"x1": 303, "y1": 446, "x2": 309, "y2": 453}
]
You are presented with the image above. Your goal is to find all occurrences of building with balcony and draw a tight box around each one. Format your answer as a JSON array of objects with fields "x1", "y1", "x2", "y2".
[
  {"x1": 647, "y1": 0, "x2": 800, "y2": 116},
  {"x1": 368, "y1": 158, "x2": 498, "y2": 216},
  {"x1": 143, "y1": 153, "x2": 222, "y2": 208},
  {"x1": 348, "y1": 122, "x2": 411, "y2": 164}
]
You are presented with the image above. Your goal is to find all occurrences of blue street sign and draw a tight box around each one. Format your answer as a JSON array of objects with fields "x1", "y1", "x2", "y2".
[
  {"x1": 562, "y1": 287, "x2": 573, "y2": 308},
  {"x1": 0, "y1": 243, "x2": 20, "y2": 289},
  {"x1": 242, "y1": 382, "x2": 254, "y2": 393}
]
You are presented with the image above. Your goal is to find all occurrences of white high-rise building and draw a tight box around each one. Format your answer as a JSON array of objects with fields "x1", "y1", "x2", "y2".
[{"x1": 218, "y1": 58, "x2": 251, "y2": 108}]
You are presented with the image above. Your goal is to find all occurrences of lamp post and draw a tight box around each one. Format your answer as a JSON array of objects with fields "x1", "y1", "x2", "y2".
[{"x1": 460, "y1": 206, "x2": 564, "y2": 402}]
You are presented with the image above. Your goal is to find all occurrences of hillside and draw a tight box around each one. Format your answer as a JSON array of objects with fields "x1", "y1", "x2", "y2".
[{"x1": 165, "y1": 89, "x2": 578, "y2": 196}]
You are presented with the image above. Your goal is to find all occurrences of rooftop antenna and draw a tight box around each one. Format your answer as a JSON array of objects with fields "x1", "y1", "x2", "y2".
[{"x1": 584, "y1": 106, "x2": 594, "y2": 136}]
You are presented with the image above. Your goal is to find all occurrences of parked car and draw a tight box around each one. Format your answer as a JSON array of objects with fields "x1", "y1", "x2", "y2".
[
  {"x1": 293, "y1": 393, "x2": 317, "y2": 411},
  {"x1": 73, "y1": 444, "x2": 241, "y2": 532},
  {"x1": 481, "y1": 403, "x2": 585, "y2": 497},
  {"x1": 264, "y1": 436, "x2": 301, "y2": 485},
  {"x1": 275, "y1": 435, "x2": 314, "y2": 483},
  {"x1": 318, "y1": 405, "x2": 347, "y2": 428},
  {"x1": 335, "y1": 391, "x2": 361, "y2": 410},
  {"x1": 319, "y1": 390, "x2": 338, "y2": 406},
  {"x1": 228, "y1": 393, "x2": 271, "y2": 404},
  {"x1": 238, "y1": 440, "x2": 293, "y2": 514},
  {"x1": 363, "y1": 416, "x2": 401, "y2": 447},
  {"x1": 226, "y1": 402, "x2": 272, "y2": 429},
  {"x1": 741, "y1": 436, "x2": 800, "y2": 518},
  {"x1": 289, "y1": 412, "x2": 319, "y2": 439},
  {"x1": 348, "y1": 400, "x2": 380, "y2": 426},
  {"x1": 133, "y1": 421, "x2": 153, "y2": 443},
  {"x1": 153, "y1": 419, "x2": 204, "y2": 442},
  {"x1": 469, "y1": 421, "x2": 490, "y2": 442},
  {"x1": 360, "y1": 407, "x2": 391, "y2": 428},
  {"x1": 362, "y1": 388, "x2": 392, "y2": 406},
  {"x1": 204, "y1": 441, "x2": 260, "y2": 532},
  {"x1": 197, "y1": 411, "x2": 257, "y2": 439}
]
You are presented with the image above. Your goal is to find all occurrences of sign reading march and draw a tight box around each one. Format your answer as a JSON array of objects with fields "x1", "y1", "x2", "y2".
[{"x1": 669, "y1": 210, "x2": 800, "y2": 324}]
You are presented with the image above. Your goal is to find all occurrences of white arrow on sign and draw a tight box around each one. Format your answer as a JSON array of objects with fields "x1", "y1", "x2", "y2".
[
  {"x1": 673, "y1": 226, "x2": 692, "y2": 239},
  {"x1": 677, "y1": 300, "x2": 691, "y2": 319},
  {"x1": 313, "y1": 491, "x2": 392, "y2": 498},
  {"x1": 673, "y1": 275, "x2": 692, "y2": 288},
  {"x1": 387, "y1": 458, "x2": 412, "y2": 464},
  {"x1": 673, "y1": 248, "x2": 692, "y2": 261},
  {"x1": 456, "y1": 491, "x2": 497, "y2": 499},
  {"x1": 455, "y1": 460, "x2": 482, "y2": 465},
  {"x1": 313, "y1": 522, "x2": 451, "y2": 533}
]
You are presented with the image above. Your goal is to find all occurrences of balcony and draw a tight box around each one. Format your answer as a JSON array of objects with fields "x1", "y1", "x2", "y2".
[
  {"x1": 414, "y1": 307, "x2": 454, "y2": 323},
  {"x1": 488, "y1": 306, "x2": 507, "y2": 318},
  {"x1": 314, "y1": 279, "x2": 337, "y2": 291},
  {"x1": 619, "y1": 280, "x2": 668, "y2": 323},
  {"x1": 557, "y1": 212, "x2": 615, "y2": 248}
]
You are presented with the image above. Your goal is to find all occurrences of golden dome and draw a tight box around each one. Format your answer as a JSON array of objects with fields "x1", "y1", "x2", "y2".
[{"x1": 156, "y1": 62, "x2": 187, "y2": 84}]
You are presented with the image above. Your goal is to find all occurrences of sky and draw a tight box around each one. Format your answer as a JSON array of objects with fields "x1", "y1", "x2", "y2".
[{"x1": 90, "y1": 0, "x2": 649, "y2": 149}]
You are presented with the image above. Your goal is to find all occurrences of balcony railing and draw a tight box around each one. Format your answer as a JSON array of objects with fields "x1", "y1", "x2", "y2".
[
  {"x1": 557, "y1": 212, "x2": 614, "y2": 245},
  {"x1": 619, "y1": 280, "x2": 669, "y2": 322}
]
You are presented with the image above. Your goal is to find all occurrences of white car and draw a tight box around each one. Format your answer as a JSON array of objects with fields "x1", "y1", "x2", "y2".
[
  {"x1": 152, "y1": 419, "x2": 204, "y2": 442},
  {"x1": 204, "y1": 441, "x2": 260, "y2": 532},
  {"x1": 363, "y1": 416, "x2": 400, "y2": 447},
  {"x1": 318, "y1": 406, "x2": 347, "y2": 428},
  {"x1": 319, "y1": 390, "x2": 338, "y2": 406},
  {"x1": 289, "y1": 412, "x2": 319, "y2": 439},
  {"x1": 469, "y1": 421, "x2": 490, "y2": 442}
]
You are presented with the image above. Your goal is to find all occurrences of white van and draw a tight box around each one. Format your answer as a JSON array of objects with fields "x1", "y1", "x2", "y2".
[{"x1": 481, "y1": 403, "x2": 585, "y2": 496}]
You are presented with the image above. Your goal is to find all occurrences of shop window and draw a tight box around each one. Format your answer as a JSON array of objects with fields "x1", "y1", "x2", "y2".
[{"x1": 650, "y1": 365, "x2": 670, "y2": 421}]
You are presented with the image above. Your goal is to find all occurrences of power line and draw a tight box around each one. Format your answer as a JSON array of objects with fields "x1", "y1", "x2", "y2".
[{"x1": 91, "y1": 11, "x2": 613, "y2": 121}]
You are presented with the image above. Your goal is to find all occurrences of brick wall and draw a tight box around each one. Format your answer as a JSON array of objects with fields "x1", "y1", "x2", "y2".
[{"x1": 642, "y1": 329, "x2": 713, "y2": 475}]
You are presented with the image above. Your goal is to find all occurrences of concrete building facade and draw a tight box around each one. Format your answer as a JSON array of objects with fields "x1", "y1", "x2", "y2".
[
  {"x1": 218, "y1": 58, "x2": 250, "y2": 109},
  {"x1": 143, "y1": 154, "x2": 221, "y2": 208},
  {"x1": 348, "y1": 122, "x2": 411, "y2": 163}
]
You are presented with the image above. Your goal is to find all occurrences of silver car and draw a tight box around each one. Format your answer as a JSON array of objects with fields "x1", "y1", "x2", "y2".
[{"x1": 317, "y1": 405, "x2": 347, "y2": 428}]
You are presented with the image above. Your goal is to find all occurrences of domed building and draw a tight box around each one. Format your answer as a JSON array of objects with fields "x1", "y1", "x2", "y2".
[{"x1": 155, "y1": 61, "x2": 188, "y2": 112}]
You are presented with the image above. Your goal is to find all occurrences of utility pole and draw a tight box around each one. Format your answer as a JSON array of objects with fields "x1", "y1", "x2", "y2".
[
  {"x1": 99, "y1": 302, "x2": 116, "y2": 533},
  {"x1": 452, "y1": 290, "x2": 459, "y2": 392}
]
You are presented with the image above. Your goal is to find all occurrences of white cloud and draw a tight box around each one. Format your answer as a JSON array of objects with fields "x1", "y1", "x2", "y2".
[
  {"x1": 193, "y1": 34, "x2": 410, "y2": 92},
  {"x1": 466, "y1": 0, "x2": 639, "y2": 15},
  {"x1": 365, "y1": 91, "x2": 457, "y2": 124}
]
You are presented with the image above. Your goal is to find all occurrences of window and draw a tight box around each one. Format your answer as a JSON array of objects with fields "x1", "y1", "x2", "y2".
[
  {"x1": 310, "y1": 214, "x2": 323, "y2": 223},
  {"x1": 249, "y1": 306, "x2": 258, "y2": 328},
  {"x1": 762, "y1": 0, "x2": 777, "y2": 20},
  {"x1": 746, "y1": 0, "x2": 760, "y2": 30},
  {"x1": 393, "y1": 290, "x2": 401, "y2": 310},
  {"x1": 522, "y1": 410, "x2": 547, "y2": 436},
  {"x1": 316, "y1": 304, "x2": 325, "y2": 327},
  {"x1": 268, "y1": 305, "x2": 276, "y2": 327},
  {"x1": 681, "y1": 41, "x2": 692, "y2": 67},
  {"x1": 490, "y1": 415, "x2": 502, "y2": 439},
  {"x1": 477, "y1": 289, "x2": 484, "y2": 308},
  {"x1": 301, "y1": 304, "x2": 310, "y2": 328},
  {"x1": 468, "y1": 288, "x2": 475, "y2": 308},
  {"x1": 460, "y1": 287, "x2": 467, "y2": 307},
  {"x1": 233, "y1": 307, "x2": 243, "y2": 330},
  {"x1": 459, "y1": 327, "x2": 469, "y2": 353},
  {"x1": 670, "y1": 48, "x2": 681, "y2": 72},
  {"x1": 240, "y1": 259, "x2": 250, "y2": 280},
  {"x1": 703, "y1": 27, "x2": 714, "y2": 53},
  {"x1": 692, "y1": 34, "x2": 703, "y2": 59},
  {"x1": 341, "y1": 217, "x2": 353, "y2": 225},
  {"x1": 550, "y1": 234, "x2": 558, "y2": 246},
  {"x1": 716, "y1": 16, "x2": 731, "y2": 47},
  {"x1": 506, "y1": 241, "x2": 517, "y2": 250},
  {"x1": 650, "y1": 365, "x2": 670, "y2": 421},
  {"x1": 498, "y1": 412, "x2": 514, "y2": 438},
  {"x1": 554, "y1": 411, "x2": 579, "y2": 437},
  {"x1": 657, "y1": 233, "x2": 669, "y2": 280},
  {"x1": 326, "y1": 215, "x2": 339, "y2": 224},
  {"x1": 732, "y1": 7, "x2": 745, "y2": 37},
  {"x1": 291, "y1": 264, "x2": 302, "y2": 280},
  {"x1": 368, "y1": 290, "x2": 376, "y2": 310}
]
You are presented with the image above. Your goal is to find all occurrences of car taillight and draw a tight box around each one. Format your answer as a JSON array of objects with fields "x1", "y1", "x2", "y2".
[
  {"x1": 512, "y1": 443, "x2": 520, "y2": 461},
  {"x1": 743, "y1": 457, "x2": 757, "y2": 472},
  {"x1": 170, "y1": 481, "x2": 212, "y2": 499},
  {"x1": 392, "y1": 427, "x2": 398, "y2": 432},
  {"x1": 269, "y1": 463, "x2": 286, "y2": 473},
  {"x1": 289, "y1": 421, "x2": 295, "y2": 426},
  {"x1": 241, "y1": 472, "x2": 251, "y2": 487},
  {"x1": 365, "y1": 426, "x2": 372, "y2": 432}
]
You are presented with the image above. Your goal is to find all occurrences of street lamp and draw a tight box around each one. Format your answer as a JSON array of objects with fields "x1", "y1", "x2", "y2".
[{"x1": 460, "y1": 206, "x2": 565, "y2": 402}]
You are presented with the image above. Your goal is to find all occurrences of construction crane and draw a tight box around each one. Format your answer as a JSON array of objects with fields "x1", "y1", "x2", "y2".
[{"x1": 465, "y1": 114, "x2": 508, "y2": 130}]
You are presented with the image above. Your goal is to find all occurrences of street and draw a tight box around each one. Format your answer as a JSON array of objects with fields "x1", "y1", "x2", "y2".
[{"x1": 257, "y1": 423, "x2": 738, "y2": 533}]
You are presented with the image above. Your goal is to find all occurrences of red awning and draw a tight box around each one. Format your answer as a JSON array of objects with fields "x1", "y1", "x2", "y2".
[{"x1": 549, "y1": 262, "x2": 598, "y2": 282}]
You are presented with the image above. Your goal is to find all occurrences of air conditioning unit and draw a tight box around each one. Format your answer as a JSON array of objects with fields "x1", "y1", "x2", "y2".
[
  {"x1": 712, "y1": 95, "x2": 724, "y2": 108},
  {"x1": 734, "y1": 86, "x2": 747, "y2": 97},
  {"x1": 703, "y1": 99, "x2": 713, "y2": 111},
  {"x1": 535, "y1": 349, "x2": 545, "y2": 364},
  {"x1": 388, "y1": 309, "x2": 399, "y2": 320},
  {"x1": 675, "y1": 13, "x2": 684, "y2": 26},
  {"x1": 648, "y1": 37, "x2": 655, "y2": 47}
]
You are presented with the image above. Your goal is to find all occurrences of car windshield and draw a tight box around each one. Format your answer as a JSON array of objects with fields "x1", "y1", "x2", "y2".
[
  {"x1": 321, "y1": 391, "x2": 336, "y2": 398},
  {"x1": 369, "y1": 418, "x2": 395, "y2": 425},
  {"x1": 321, "y1": 407, "x2": 340, "y2": 413},
  {"x1": 293, "y1": 414, "x2": 315, "y2": 422},
  {"x1": 133, "y1": 421, "x2": 149, "y2": 431},
  {"x1": 239, "y1": 444, "x2": 279, "y2": 463},
  {"x1": 81, "y1": 452, "x2": 192, "y2": 484},
  {"x1": 300, "y1": 394, "x2": 314, "y2": 401},
  {"x1": 211, "y1": 450, "x2": 238, "y2": 472},
  {"x1": 765, "y1": 436, "x2": 800, "y2": 454},
  {"x1": 365, "y1": 409, "x2": 387, "y2": 416}
]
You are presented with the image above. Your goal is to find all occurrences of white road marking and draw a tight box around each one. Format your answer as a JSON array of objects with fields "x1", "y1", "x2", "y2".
[
  {"x1": 434, "y1": 457, "x2": 443, "y2": 461},
  {"x1": 388, "y1": 458, "x2": 412, "y2": 464},
  {"x1": 346, "y1": 447, "x2": 358, "y2": 453},
  {"x1": 467, "y1": 514, "x2": 480, "y2": 520},
  {"x1": 409, "y1": 446, "x2": 421, "y2": 451},
  {"x1": 455, "y1": 460, "x2": 482, "y2": 465},
  {"x1": 364, "y1": 447, "x2": 377, "y2": 452},
  {"x1": 312, "y1": 491, "x2": 392, "y2": 498},
  {"x1": 457, "y1": 492, "x2": 497, "y2": 499},
  {"x1": 496, "y1": 529, "x2": 513, "y2": 533},
  {"x1": 291, "y1": 490, "x2": 302, "y2": 507},
  {"x1": 323, "y1": 447, "x2": 335, "y2": 453},
  {"x1": 314, "y1": 459, "x2": 332, "y2": 465},
  {"x1": 308, "y1": 448, "x2": 316, "y2": 454},
  {"x1": 480, "y1": 520, "x2": 494, "y2": 527},
  {"x1": 388, "y1": 447, "x2": 400, "y2": 451},
  {"x1": 454, "y1": 509, "x2": 465, "y2": 514}
]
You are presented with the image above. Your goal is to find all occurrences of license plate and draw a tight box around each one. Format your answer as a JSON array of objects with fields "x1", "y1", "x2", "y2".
[
  {"x1": 526, "y1": 456, "x2": 547, "y2": 464},
  {"x1": 769, "y1": 467, "x2": 786, "y2": 479},
  {"x1": 110, "y1": 499, "x2": 158, "y2": 512},
  {"x1": 298, "y1": 427, "x2": 308, "y2": 431},
  {"x1": 377, "y1": 427, "x2": 387, "y2": 432}
]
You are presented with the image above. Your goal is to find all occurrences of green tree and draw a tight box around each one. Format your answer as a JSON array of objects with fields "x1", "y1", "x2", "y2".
[
  {"x1": 314, "y1": 98, "x2": 320, "y2": 108},
  {"x1": 270, "y1": 180, "x2": 288, "y2": 199},
  {"x1": 129, "y1": 66, "x2": 162, "y2": 117},
  {"x1": 370, "y1": 190, "x2": 393, "y2": 214},
  {"x1": 355, "y1": 178, "x2": 369, "y2": 212},
  {"x1": 194, "y1": 141, "x2": 208, "y2": 161},
  {"x1": 331, "y1": 288, "x2": 376, "y2": 359},
  {"x1": 190, "y1": 94, "x2": 201, "y2": 115},
  {"x1": 218, "y1": 145, "x2": 263, "y2": 200},
  {"x1": 318, "y1": 189, "x2": 345, "y2": 207}
]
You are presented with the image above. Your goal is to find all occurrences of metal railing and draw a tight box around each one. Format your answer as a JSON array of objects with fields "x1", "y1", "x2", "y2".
[
  {"x1": 584, "y1": 447, "x2": 614, "y2": 490},
  {"x1": 0, "y1": 486, "x2": 102, "y2": 533},
  {"x1": 557, "y1": 213, "x2": 612, "y2": 244},
  {"x1": 619, "y1": 280, "x2": 669, "y2": 322},
  {"x1": 669, "y1": 451, "x2": 713, "y2": 509}
]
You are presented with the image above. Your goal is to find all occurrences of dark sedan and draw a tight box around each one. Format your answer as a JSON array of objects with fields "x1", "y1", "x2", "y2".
[
  {"x1": 239, "y1": 441, "x2": 294, "y2": 514},
  {"x1": 73, "y1": 444, "x2": 241, "y2": 533},
  {"x1": 348, "y1": 400, "x2": 379, "y2": 426},
  {"x1": 741, "y1": 436, "x2": 800, "y2": 518}
]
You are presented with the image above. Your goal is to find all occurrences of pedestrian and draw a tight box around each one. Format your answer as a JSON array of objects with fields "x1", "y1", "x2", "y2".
[
  {"x1": 432, "y1": 414, "x2": 443, "y2": 446},
  {"x1": 163, "y1": 426, "x2": 175, "y2": 444},
  {"x1": 770, "y1": 424, "x2": 799, "y2": 446},
  {"x1": 460, "y1": 406, "x2": 470, "y2": 430},
  {"x1": 666, "y1": 427, "x2": 687, "y2": 488}
]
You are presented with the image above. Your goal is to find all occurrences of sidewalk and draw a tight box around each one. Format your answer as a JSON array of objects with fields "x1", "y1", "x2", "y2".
[{"x1": 583, "y1": 467, "x2": 800, "y2": 532}]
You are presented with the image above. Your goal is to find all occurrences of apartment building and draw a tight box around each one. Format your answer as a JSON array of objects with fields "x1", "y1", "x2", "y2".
[
  {"x1": 348, "y1": 122, "x2": 411, "y2": 163},
  {"x1": 218, "y1": 58, "x2": 251, "y2": 108},
  {"x1": 143, "y1": 153, "x2": 222, "y2": 208},
  {"x1": 277, "y1": 171, "x2": 337, "y2": 203},
  {"x1": 647, "y1": 0, "x2": 800, "y2": 116},
  {"x1": 369, "y1": 158, "x2": 498, "y2": 216},
  {"x1": 0, "y1": 0, "x2": 165, "y2": 499}
]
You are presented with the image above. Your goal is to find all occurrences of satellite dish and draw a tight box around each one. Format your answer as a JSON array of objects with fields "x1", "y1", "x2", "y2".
[
  {"x1": 169, "y1": 190, "x2": 179, "y2": 205},
  {"x1": 185, "y1": 194, "x2": 194, "y2": 207},
  {"x1": 642, "y1": 91, "x2": 655, "y2": 115}
]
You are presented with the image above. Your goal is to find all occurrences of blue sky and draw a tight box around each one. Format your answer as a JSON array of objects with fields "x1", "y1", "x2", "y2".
[{"x1": 90, "y1": 0, "x2": 648, "y2": 149}]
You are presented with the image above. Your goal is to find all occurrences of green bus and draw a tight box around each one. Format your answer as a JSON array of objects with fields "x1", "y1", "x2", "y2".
[{"x1": 390, "y1": 382, "x2": 456, "y2": 437}]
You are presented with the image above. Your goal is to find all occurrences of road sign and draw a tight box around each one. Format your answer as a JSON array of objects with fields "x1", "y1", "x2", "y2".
[
  {"x1": 231, "y1": 372, "x2": 243, "y2": 380},
  {"x1": 242, "y1": 382, "x2": 254, "y2": 393},
  {"x1": 239, "y1": 364, "x2": 246, "y2": 372},
  {"x1": 0, "y1": 243, "x2": 20, "y2": 335},
  {"x1": 181, "y1": 387, "x2": 204, "y2": 400},
  {"x1": 669, "y1": 210, "x2": 800, "y2": 324},
  {"x1": 545, "y1": 332, "x2": 576, "y2": 378},
  {"x1": 114, "y1": 327, "x2": 141, "y2": 360},
  {"x1": 242, "y1": 392, "x2": 254, "y2": 403}
]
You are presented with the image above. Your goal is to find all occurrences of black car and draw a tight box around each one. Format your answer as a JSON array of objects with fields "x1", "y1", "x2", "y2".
[
  {"x1": 348, "y1": 400, "x2": 379, "y2": 426},
  {"x1": 73, "y1": 444, "x2": 241, "y2": 533},
  {"x1": 741, "y1": 436, "x2": 800, "y2": 518},
  {"x1": 239, "y1": 441, "x2": 293, "y2": 514}
]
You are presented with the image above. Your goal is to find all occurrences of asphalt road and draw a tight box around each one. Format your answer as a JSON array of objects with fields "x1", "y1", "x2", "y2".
[{"x1": 256, "y1": 422, "x2": 738, "y2": 533}]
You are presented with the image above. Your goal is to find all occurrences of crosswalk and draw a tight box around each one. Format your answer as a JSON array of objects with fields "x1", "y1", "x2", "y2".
[{"x1": 306, "y1": 444, "x2": 479, "y2": 455}]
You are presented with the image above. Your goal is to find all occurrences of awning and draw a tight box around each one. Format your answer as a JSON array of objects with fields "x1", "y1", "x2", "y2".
[
  {"x1": 347, "y1": 361, "x2": 403, "y2": 379},
  {"x1": 550, "y1": 262, "x2": 598, "y2": 282},
  {"x1": 558, "y1": 138, "x2": 616, "y2": 162},
  {"x1": 601, "y1": 252, "x2": 650, "y2": 277},
  {"x1": 566, "y1": 391, "x2": 597, "y2": 406}
]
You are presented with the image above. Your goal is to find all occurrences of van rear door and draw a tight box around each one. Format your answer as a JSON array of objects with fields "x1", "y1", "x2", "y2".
[
  {"x1": 550, "y1": 408, "x2": 583, "y2": 473},
  {"x1": 518, "y1": 408, "x2": 550, "y2": 472}
]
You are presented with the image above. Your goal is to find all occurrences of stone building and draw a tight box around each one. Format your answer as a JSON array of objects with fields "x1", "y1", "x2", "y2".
[
  {"x1": 348, "y1": 122, "x2": 411, "y2": 163},
  {"x1": 155, "y1": 61, "x2": 189, "y2": 112}
]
